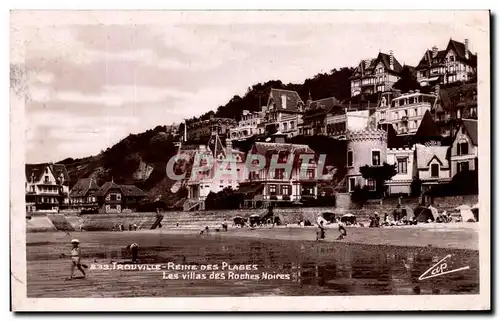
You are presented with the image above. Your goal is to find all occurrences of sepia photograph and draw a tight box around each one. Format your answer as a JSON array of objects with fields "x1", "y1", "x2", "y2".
[{"x1": 10, "y1": 10, "x2": 491, "y2": 311}]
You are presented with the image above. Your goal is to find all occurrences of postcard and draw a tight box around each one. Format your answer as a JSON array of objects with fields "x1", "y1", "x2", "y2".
[{"x1": 10, "y1": 10, "x2": 490, "y2": 311}]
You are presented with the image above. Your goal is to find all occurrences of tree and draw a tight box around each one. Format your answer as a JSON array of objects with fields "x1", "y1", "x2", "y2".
[
  {"x1": 359, "y1": 162, "x2": 397, "y2": 197},
  {"x1": 393, "y1": 66, "x2": 421, "y2": 93}
]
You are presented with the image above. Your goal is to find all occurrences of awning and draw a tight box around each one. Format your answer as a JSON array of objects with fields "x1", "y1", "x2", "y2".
[{"x1": 235, "y1": 183, "x2": 264, "y2": 196}]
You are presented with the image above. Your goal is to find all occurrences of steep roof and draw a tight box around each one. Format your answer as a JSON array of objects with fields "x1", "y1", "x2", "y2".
[
  {"x1": 415, "y1": 144, "x2": 450, "y2": 169},
  {"x1": 462, "y1": 119, "x2": 478, "y2": 146},
  {"x1": 372, "y1": 52, "x2": 404, "y2": 75},
  {"x1": 416, "y1": 39, "x2": 477, "y2": 70},
  {"x1": 25, "y1": 164, "x2": 49, "y2": 182},
  {"x1": 51, "y1": 164, "x2": 70, "y2": 185},
  {"x1": 95, "y1": 181, "x2": 122, "y2": 197},
  {"x1": 268, "y1": 88, "x2": 304, "y2": 111},
  {"x1": 412, "y1": 110, "x2": 442, "y2": 144},
  {"x1": 95, "y1": 181, "x2": 148, "y2": 198},
  {"x1": 70, "y1": 178, "x2": 100, "y2": 197}
]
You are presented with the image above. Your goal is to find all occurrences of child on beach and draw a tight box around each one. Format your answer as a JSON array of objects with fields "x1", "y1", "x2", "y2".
[
  {"x1": 69, "y1": 239, "x2": 86, "y2": 279},
  {"x1": 127, "y1": 243, "x2": 139, "y2": 263},
  {"x1": 316, "y1": 214, "x2": 327, "y2": 241}
]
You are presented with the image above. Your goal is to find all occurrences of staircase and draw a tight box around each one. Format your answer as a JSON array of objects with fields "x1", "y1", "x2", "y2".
[{"x1": 183, "y1": 199, "x2": 205, "y2": 211}]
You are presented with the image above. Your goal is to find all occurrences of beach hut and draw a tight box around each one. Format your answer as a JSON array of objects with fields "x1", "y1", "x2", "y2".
[
  {"x1": 455, "y1": 205, "x2": 476, "y2": 222},
  {"x1": 322, "y1": 212, "x2": 336, "y2": 223},
  {"x1": 340, "y1": 214, "x2": 357, "y2": 225},
  {"x1": 415, "y1": 207, "x2": 434, "y2": 222},
  {"x1": 249, "y1": 214, "x2": 261, "y2": 226},
  {"x1": 233, "y1": 216, "x2": 247, "y2": 227}
]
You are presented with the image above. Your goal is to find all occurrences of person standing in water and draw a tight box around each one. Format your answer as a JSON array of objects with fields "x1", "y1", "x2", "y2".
[
  {"x1": 316, "y1": 213, "x2": 327, "y2": 241},
  {"x1": 127, "y1": 243, "x2": 139, "y2": 263},
  {"x1": 69, "y1": 239, "x2": 86, "y2": 279}
]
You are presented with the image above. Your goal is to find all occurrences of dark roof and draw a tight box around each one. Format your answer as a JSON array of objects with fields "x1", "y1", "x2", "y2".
[
  {"x1": 462, "y1": 119, "x2": 478, "y2": 146},
  {"x1": 25, "y1": 163, "x2": 69, "y2": 185},
  {"x1": 25, "y1": 164, "x2": 49, "y2": 182},
  {"x1": 268, "y1": 88, "x2": 304, "y2": 111},
  {"x1": 436, "y1": 83, "x2": 477, "y2": 111},
  {"x1": 95, "y1": 181, "x2": 122, "y2": 197},
  {"x1": 95, "y1": 181, "x2": 148, "y2": 198},
  {"x1": 416, "y1": 39, "x2": 477, "y2": 70},
  {"x1": 412, "y1": 111, "x2": 442, "y2": 144},
  {"x1": 70, "y1": 178, "x2": 100, "y2": 197},
  {"x1": 51, "y1": 164, "x2": 70, "y2": 185},
  {"x1": 448, "y1": 39, "x2": 477, "y2": 66},
  {"x1": 350, "y1": 52, "x2": 404, "y2": 79}
]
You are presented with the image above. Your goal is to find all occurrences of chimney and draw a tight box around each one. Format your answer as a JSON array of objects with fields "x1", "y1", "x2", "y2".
[
  {"x1": 281, "y1": 95, "x2": 287, "y2": 110},
  {"x1": 389, "y1": 50, "x2": 394, "y2": 70},
  {"x1": 432, "y1": 46, "x2": 438, "y2": 58},
  {"x1": 464, "y1": 39, "x2": 470, "y2": 59}
]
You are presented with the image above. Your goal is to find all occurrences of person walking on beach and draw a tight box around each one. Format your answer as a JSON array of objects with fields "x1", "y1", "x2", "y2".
[
  {"x1": 68, "y1": 239, "x2": 86, "y2": 279},
  {"x1": 316, "y1": 213, "x2": 327, "y2": 241},
  {"x1": 127, "y1": 243, "x2": 139, "y2": 263}
]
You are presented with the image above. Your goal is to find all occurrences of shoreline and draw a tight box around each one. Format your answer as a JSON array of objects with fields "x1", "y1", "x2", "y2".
[{"x1": 74, "y1": 223, "x2": 478, "y2": 251}]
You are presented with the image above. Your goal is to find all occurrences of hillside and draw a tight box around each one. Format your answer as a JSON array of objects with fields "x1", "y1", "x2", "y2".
[{"x1": 58, "y1": 68, "x2": 355, "y2": 205}]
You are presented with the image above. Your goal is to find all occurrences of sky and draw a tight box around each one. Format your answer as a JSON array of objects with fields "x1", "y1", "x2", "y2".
[{"x1": 11, "y1": 11, "x2": 488, "y2": 163}]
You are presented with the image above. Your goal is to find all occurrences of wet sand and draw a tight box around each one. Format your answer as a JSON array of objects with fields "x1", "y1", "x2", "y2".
[{"x1": 26, "y1": 227, "x2": 479, "y2": 297}]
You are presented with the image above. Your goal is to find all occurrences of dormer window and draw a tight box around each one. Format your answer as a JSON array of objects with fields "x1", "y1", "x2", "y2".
[{"x1": 431, "y1": 164, "x2": 439, "y2": 178}]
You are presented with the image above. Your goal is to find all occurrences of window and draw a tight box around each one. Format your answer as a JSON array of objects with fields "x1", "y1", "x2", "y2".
[
  {"x1": 366, "y1": 178, "x2": 376, "y2": 191},
  {"x1": 347, "y1": 151, "x2": 353, "y2": 167},
  {"x1": 414, "y1": 108, "x2": 418, "y2": 116},
  {"x1": 275, "y1": 169, "x2": 285, "y2": 179},
  {"x1": 372, "y1": 150, "x2": 381, "y2": 166},
  {"x1": 413, "y1": 121, "x2": 418, "y2": 129},
  {"x1": 431, "y1": 164, "x2": 439, "y2": 178},
  {"x1": 397, "y1": 157, "x2": 408, "y2": 174},
  {"x1": 459, "y1": 161, "x2": 470, "y2": 173},
  {"x1": 45, "y1": 168, "x2": 48, "y2": 174},
  {"x1": 283, "y1": 123, "x2": 288, "y2": 131},
  {"x1": 306, "y1": 169, "x2": 315, "y2": 179},
  {"x1": 290, "y1": 121, "x2": 295, "y2": 129},
  {"x1": 348, "y1": 178, "x2": 356, "y2": 192},
  {"x1": 281, "y1": 185, "x2": 291, "y2": 195},
  {"x1": 461, "y1": 127, "x2": 466, "y2": 134},
  {"x1": 269, "y1": 185, "x2": 277, "y2": 195},
  {"x1": 457, "y1": 142, "x2": 469, "y2": 155},
  {"x1": 110, "y1": 194, "x2": 117, "y2": 201},
  {"x1": 449, "y1": 55, "x2": 455, "y2": 62},
  {"x1": 378, "y1": 67, "x2": 383, "y2": 74},
  {"x1": 395, "y1": 112, "x2": 399, "y2": 120},
  {"x1": 44, "y1": 176, "x2": 49, "y2": 184}
]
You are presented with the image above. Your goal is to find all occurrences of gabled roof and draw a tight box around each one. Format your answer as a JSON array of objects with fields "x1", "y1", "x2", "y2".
[
  {"x1": 351, "y1": 52, "x2": 404, "y2": 79},
  {"x1": 412, "y1": 110, "x2": 442, "y2": 145},
  {"x1": 415, "y1": 144, "x2": 450, "y2": 169},
  {"x1": 462, "y1": 119, "x2": 478, "y2": 146},
  {"x1": 267, "y1": 88, "x2": 304, "y2": 111},
  {"x1": 416, "y1": 39, "x2": 477, "y2": 70},
  {"x1": 25, "y1": 163, "x2": 69, "y2": 185},
  {"x1": 95, "y1": 181, "x2": 122, "y2": 197},
  {"x1": 51, "y1": 164, "x2": 70, "y2": 185},
  {"x1": 25, "y1": 164, "x2": 49, "y2": 183},
  {"x1": 70, "y1": 178, "x2": 100, "y2": 197},
  {"x1": 447, "y1": 39, "x2": 477, "y2": 66},
  {"x1": 95, "y1": 181, "x2": 148, "y2": 198}
]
